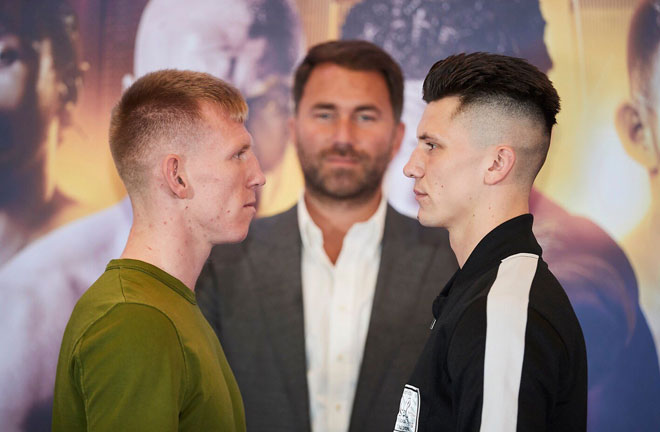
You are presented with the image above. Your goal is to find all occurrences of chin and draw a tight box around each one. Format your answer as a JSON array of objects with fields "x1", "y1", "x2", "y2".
[
  {"x1": 223, "y1": 230, "x2": 249, "y2": 244},
  {"x1": 211, "y1": 225, "x2": 250, "y2": 245},
  {"x1": 417, "y1": 210, "x2": 444, "y2": 228}
]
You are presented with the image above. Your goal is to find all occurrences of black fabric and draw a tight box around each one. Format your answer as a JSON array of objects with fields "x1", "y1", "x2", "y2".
[{"x1": 401, "y1": 214, "x2": 587, "y2": 432}]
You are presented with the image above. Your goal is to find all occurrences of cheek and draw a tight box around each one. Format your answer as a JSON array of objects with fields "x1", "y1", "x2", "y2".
[
  {"x1": 425, "y1": 164, "x2": 446, "y2": 196},
  {"x1": 0, "y1": 62, "x2": 29, "y2": 110}
]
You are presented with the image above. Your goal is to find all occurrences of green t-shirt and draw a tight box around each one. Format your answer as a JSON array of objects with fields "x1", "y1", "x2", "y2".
[{"x1": 52, "y1": 259, "x2": 246, "y2": 431}]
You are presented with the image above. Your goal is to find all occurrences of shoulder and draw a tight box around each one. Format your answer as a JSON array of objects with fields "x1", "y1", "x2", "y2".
[
  {"x1": 64, "y1": 302, "x2": 183, "y2": 371},
  {"x1": 529, "y1": 259, "x2": 584, "y2": 340}
]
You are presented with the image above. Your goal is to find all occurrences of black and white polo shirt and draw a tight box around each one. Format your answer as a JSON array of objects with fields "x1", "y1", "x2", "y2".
[{"x1": 394, "y1": 214, "x2": 587, "y2": 432}]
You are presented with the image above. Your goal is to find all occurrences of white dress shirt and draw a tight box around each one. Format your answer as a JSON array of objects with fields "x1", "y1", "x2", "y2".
[{"x1": 298, "y1": 195, "x2": 387, "y2": 432}]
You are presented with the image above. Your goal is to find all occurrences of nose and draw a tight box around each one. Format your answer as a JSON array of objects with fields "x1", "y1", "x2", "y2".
[
  {"x1": 248, "y1": 154, "x2": 266, "y2": 189},
  {"x1": 334, "y1": 116, "x2": 354, "y2": 145},
  {"x1": 403, "y1": 147, "x2": 424, "y2": 179}
]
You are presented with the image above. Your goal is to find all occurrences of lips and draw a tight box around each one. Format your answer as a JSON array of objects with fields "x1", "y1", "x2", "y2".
[
  {"x1": 413, "y1": 188, "x2": 428, "y2": 201},
  {"x1": 324, "y1": 155, "x2": 360, "y2": 165}
]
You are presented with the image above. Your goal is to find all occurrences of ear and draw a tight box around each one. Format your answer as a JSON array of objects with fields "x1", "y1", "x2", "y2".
[
  {"x1": 484, "y1": 145, "x2": 515, "y2": 185},
  {"x1": 162, "y1": 154, "x2": 189, "y2": 199},
  {"x1": 615, "y1": 101, "x2": 658, "y2": 170},
  {"x1": 390, "y1": 121, "x2": 405, "y2": 161}
]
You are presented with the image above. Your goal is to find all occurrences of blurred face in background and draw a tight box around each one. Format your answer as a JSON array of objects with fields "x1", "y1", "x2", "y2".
[
  {"x1": 292, "y1": 63, "x2": 403, "y2": 203},
  {"x1": 0, "y1": 28, "x2": 60, "y2": 204}
]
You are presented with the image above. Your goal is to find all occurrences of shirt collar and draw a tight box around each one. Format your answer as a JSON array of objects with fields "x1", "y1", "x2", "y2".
[
  {"x1": 106, "y1": 258, "x2": 196, "y2": 304},
  {"x1": 443, "y1": 214, "x2": 541, "y2": 292},
  {"x1": 462, "y1": 213, "x2": 541, "y2": 275},
  {"x1": 297, "y1": 192, "x2": 388, "y2": 256},
  {"x1": 432, "y1": 214, "x2": 541, "y2": 318}
]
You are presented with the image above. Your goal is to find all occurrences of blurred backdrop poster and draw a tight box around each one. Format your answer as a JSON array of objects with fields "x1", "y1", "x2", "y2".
[{"x1": 1, "y1": 0, "x2": 659, "y2": 430}]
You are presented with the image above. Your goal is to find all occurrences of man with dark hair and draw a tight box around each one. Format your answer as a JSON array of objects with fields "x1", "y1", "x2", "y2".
[
  {"x1": 52, "y1": 69, "x2": 265, "y2": 431},
  {"x1": 398, "y1": 52, "x2": 587, "y2": 432},
  {"x1": 0, "y1": 1, "x2": 87, "y2": 430},
  {"x1": 616, "y1": 0, "x2": 660, "y2": 361},
  {"x1": 344, "y1": 2, "x2": 660, "y2": 431},
  {"x1": 0, "y1": 0, "x2": 83, "y2": 264},
  {"x1": 196, "y1": 40, "x2": 457, "y2": 432}
]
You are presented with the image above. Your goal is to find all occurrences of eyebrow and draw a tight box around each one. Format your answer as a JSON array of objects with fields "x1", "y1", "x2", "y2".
[
  {"x1": 311, "y1": 103, "x2": 336, "y2": 110},
  {"x1": 354, "y1": 104, "x2": 381, "y2": 114},
  {"x1": 234, "y1": 140, "x2": 251, "y2": 153},
  {"x1": 418, "y1": 132, "x2": 444, "y2": 142},
  {"x1": 311, "y1": 103, "x2": 382, "y2": 114}
]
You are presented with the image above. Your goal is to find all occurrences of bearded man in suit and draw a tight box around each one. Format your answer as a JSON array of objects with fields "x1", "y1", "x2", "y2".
[{"x1": 196, "y1": 40, "x2": 458, "y2": 432}]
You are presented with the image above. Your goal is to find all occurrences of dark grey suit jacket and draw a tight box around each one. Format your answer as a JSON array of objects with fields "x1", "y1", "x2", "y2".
[{"x1": 196, "y1": 204, "x2": 457, "y2": 432}]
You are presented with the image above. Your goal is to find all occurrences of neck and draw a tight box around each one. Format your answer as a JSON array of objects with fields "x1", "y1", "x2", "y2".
[
  {"x1": 120, "y1": 209, "x2": 210, "y2": 291},
  {"x1": 0, "y1": 118, "x2": 63, "y2": 260},
  {"x1": 304, "y1": 188, "x2": 383, "y2": 264},
  {"x1": 449, "y1": 193, "x2": 529, "y2": 267}
]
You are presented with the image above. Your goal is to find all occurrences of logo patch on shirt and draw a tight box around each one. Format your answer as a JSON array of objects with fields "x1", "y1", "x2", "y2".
[{"x1": 394, "y1": 384, "x2": 420, "y2": 432}]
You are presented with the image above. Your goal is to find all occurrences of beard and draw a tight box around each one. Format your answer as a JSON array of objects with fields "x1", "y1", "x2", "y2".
[{"x1": 296, "y1": 138, "x2": 392, "y2": 203}]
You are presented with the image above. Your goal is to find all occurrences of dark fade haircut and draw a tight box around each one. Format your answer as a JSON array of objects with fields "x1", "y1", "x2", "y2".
[
  {"x1": 293, "y1": 40, "x2": 404, "y2": 121},
  {"x1": 627, "y1": 0, "x2": 660, "y2": 100},
  {"x1": 109, "y1": 69, "x2": 247, "y2": 193},
  {"x1": 0, "y1": 0, "x2": 83, "y2": 125},
  {"x1": 424, "y1": 53, "x2": 560, "y2": 179},
  {"x1": 424, "y1": 52, "x2": 560, "y2": 136}
]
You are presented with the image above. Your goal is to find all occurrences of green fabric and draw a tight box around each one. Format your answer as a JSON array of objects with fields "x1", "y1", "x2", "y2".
[{"x1": 52, "y1": 259, "x2": 246, "y2": 432}]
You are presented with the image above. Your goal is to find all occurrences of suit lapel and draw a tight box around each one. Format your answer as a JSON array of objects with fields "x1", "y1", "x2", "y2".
[
  {"x1": 249, "y1": 207, "x2": 311, "y2": 432},
  {"x1": 349, "y1": 206, "x2": 438, "y2": 431}
]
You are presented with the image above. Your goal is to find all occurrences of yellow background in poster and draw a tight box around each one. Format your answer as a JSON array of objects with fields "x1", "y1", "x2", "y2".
[{"x1": 52, "y1": 0, "x2": 649, "y2": 244}]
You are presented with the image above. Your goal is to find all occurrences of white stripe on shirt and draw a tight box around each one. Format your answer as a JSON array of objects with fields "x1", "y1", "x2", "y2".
[{"x1": 480, "y1": 253, "x2": 539, "y2": 432}]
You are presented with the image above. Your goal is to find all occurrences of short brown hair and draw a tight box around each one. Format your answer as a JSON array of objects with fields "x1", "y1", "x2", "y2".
[
  {"x1": 292, "y1": 40, "x2": 404, "y2": 121},
  {"x1": 109, "y1": 69, "x2": 247, "y2": 192}
]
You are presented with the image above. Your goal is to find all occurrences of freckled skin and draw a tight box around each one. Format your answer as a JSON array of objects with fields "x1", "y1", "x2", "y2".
[{"x1": 183, "y1": 105, "x2": 265, "y2": 243}]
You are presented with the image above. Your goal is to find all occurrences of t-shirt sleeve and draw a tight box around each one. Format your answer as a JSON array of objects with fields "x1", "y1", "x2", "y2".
[
  {"x1": 447, "y1": 300, "x2": 567, "y2": 432},
  {"x1": 72, "y1": 303, "x2": 187, "y2": 431}
]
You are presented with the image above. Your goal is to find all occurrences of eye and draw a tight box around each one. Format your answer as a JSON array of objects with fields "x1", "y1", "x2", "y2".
[
  {"x1": 425, "y1": 142, "x2": 438, "y2": 151},
  {"x1": 0, "y1": 47, "x2": 20, "y2": 67},
  {"x1": 314, "y1": 111, "x2": 334, "y2": 121},
  {"x1": 233, "y1": 148, "x2": 248, "y2": 160},
  {"x1": 356, "y1": 113, "x2": 377, "y2": 122}
]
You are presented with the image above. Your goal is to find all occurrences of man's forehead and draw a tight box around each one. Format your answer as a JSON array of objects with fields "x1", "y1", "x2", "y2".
[
  {"x1": 301, "y1": 63, "x2": 392, "y2": 108},
  {"x1": 200, "y1": 102, "x2": 244, "y2": 128},
  {"x1": 418, "y1": 97, "x2": 461, "y2": 129}
]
